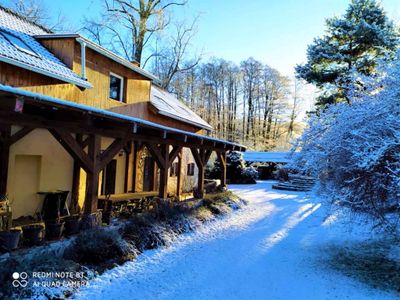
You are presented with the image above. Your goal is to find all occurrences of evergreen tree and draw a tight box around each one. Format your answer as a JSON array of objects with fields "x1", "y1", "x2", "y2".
[{"x1": 296, "y1": 0, "x2": 399, "y2": 107}]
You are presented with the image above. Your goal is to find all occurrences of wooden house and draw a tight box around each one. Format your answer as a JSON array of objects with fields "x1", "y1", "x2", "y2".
[{"x1": 0, "y1": 7, "x2": 245, "y2": 223}]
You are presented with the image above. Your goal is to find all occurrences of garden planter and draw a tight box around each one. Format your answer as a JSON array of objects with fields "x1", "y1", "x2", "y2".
[
  {"x1": 45, "y1": 220, "x2": 65, "y2": 240},
  {"x1": 22, "y1": 224, "x2": 45, "y2": 246},
  {"x1": 64, "y1": 215, "x2": 81, "y2": 235},
  {"x1": 0, "y1": 229, "x2": 21, "y2": 251}
]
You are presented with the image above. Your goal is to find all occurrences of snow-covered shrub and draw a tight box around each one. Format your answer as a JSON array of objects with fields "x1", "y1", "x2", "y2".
[
  {"x1": 275, "y1": 166, "x2": 289, "y2": 181},
  {"x1": 64, "y1": 228, "x2": 134, "y2": 265},
  {"x1": 203, "y1": 191, "x2": 247, "y2": 214},
  {"x1": 208, "y1": 151, "x2": 253, "y2": 183},
  {"x1": 192, "y1": 206, "x2": 215, "y2": 222},
  {"x1": 210, "y1": 202, "x2": 232, "y2": 215},
  {"x1": 241, "y1": 166, "x2": 258, "y2": 183},
  {"x1": 122, "y1": 215, "x2": 156, "y2": 252},
  {"x1": 227, "y1": 151, "x2": 245, "y2": 182},
  {"x1": 290, "y1": 56, "x2": 400, "y2": 233}
]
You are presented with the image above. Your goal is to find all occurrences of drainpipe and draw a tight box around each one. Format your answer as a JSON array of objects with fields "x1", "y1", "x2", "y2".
[{"x1": 77, "y1": 38, "x2": 87, "y2": 80}]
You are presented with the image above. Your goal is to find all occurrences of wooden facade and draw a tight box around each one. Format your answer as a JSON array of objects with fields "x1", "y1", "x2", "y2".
[{"x1": 0, "y1": 33, "x2": 244, "y2": 223}]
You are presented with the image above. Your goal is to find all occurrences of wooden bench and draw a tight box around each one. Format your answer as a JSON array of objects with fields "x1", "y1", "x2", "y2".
[{"x1": 98, "y1": 192, "x2": 159, "y2": 213}]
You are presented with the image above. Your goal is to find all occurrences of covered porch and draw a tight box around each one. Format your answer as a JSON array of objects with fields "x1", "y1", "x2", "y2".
[{"x1": 0, "y1": 85, "x2": 245, "y2": 225}]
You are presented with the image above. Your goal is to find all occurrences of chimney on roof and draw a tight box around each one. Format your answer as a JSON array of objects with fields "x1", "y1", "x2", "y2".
[{"x1": 131, "y1": 60, "x2": 140, "y2": 67}]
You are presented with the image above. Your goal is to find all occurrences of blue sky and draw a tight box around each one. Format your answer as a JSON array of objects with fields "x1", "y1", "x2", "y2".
[{"x1": 5, "y1": 0, "x2": 400, "y2": 75}]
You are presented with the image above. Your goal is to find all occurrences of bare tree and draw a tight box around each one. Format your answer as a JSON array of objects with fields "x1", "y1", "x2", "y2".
[
  {"x1": 150, "y1": 19, "x2": 201, "y2": 89},
  {"x1": 83, "y1": 0, "x2": 187, "y2": 64},
  {"x1": 287, "y1": 77, "x2": 304, "y2": 138}
]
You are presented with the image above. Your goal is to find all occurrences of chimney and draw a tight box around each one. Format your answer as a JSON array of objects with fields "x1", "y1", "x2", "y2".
[{"x1": 131, "y1": 60, "x2": 140, "y2": 67}]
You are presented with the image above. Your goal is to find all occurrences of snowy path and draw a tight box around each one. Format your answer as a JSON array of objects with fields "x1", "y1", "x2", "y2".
[{"x1": 75, "y1": 181, "x2": 396, "y2": 300}]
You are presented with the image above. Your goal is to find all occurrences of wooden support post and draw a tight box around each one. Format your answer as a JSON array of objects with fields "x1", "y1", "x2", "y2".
[
  {"x1": 132, "y1": 141, "x2": 140, "y2": 192},
  {"x1": 176, "y1": 150, "x2": 183, "y2": 198},
  {"x1": 152, "y1": 160, "x2": 158, "y2": 191},
  {"x1": 197, "y1": 150, "x2": 205, "y2": 199},
  {"x1": 0, "y1": 125, "x2": 11, "y2": 196},
  {"x1": 217, "y1": 151, "x2": 227, "y2": 188},
  {"x1": 84, "y1": 134, "x2": 101, "y2": 214},
  {"x1": 49, "y1": 130, "x2": 126, "y2": 215},
  {"x1": 158, "y1": 144, "x2": 169, "y2": 199},
  {"x1": 124, "y1": 141, "x2": 132, "y2": 193},
  {"x1": 190, "y1": 148, "x2": 213, "y2": 199},
  {"x1": 145, "y1": 143, "x2": 181, "y2": 199},
  {"x1": 70, "y1": 134, "x2": 83, "y2": 213},
  {"x1": 124, "y1": 141, "x2": 133, "y2": 193}
]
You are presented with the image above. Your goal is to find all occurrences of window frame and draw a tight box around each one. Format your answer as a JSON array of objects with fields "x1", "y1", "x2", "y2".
[
  {"x1": 187, "y1": 163, "x2": 195, "y2": 176},
  {"x1": 109, "y1": 72, "x2": 125, "y2": 102},
  {"x1": 170, "y1": 162, "x2": 179, "y2": 177}
]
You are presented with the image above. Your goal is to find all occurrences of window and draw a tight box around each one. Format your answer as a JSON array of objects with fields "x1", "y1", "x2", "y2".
[
  {"x1": 187, "y1": 163, "x2": 195, "y2": 176},
  {"x1": 170, "y1": 162, "x2": 179, "y2": 177},
  {"x1": 109, "y1": 73, "x2": 124, "y2": 102},
  {"x1": 0, "y1": 31, "x2": 39, "y2": 57}
]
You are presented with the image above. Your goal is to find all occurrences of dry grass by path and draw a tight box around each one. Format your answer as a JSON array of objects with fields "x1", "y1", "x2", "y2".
[{"x1": 322, "y1": 239, "x2": 400, "y2": 294}]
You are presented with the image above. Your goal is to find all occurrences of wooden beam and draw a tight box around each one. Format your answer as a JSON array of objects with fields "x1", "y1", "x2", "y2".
[
  {"x1": 158, "y1": 144, "x2": 169, "y2": 199},
  {"x1": 197, "y1": 150, "x2": 206, "y2": 199},
  {"x1": 124, "y1": 141, "x2": 132, "y2": 193},
  {"x1": 177, "y1": 150, "x2": 183, "y2": 197},
  {"x1": 131, "y1": 141, "x2": 140, "y2": 192},
  {"x1": 71, "y1": 134, "x2": 83, "y2": 213},
  {"x1": 0, "y1": 111, "x2": 237, "y2": 152},
  {"x1": 190, "y1": 148, "x2": 203, "y2": 169},
  {"x1": 168, "y1": 146, "x2": 182, "y2": 165},
  {"x1": 145, "y1": 142, "x2": 165, "y2": 169},
  {"x1": 84, "y1": 134, "x2": 101, "y2": 214},
  {"x1": 0, "y1": 125, "x2": 11, "y2": 196},
  {"x1": 191, "y1": 148, "x2": 207, "y2": 199},
  {"x1": 98, "y1": 138, "x2": 128, "y2": 171},
  {"x1": 8, "y1": 127, "x2": 33, "y2": 145},
  {"x1": 204, "y1": 150, "x2": 213, "y2": 165},
  {"x1": 152, "y1": 160, "x2": 158, "y2": 191},
  {"x1": 81, "y1": 136, "x2": 90, "y2": 149},
  {"x1": 48, "y1": 128, "x2": 93, "y2": 173}
]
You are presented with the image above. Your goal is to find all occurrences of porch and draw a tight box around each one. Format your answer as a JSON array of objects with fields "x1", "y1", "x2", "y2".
[{"x1": 0, "y1": 85, "x2": 245, "y2": 225}]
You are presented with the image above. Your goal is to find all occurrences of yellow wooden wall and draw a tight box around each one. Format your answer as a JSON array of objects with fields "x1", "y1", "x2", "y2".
[{"x1": 0, "y1": 37, "x2": 204, "y2": 133}]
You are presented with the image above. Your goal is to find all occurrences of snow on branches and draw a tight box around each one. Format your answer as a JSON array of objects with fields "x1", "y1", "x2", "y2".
[{"x1": 291, "y1": 56, "x2": 400, "y2": 232}]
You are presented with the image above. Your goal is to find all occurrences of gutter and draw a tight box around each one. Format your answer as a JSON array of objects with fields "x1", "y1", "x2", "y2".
[{"x1": 0, "y1": 55, "x2": 92, "y2": 89}]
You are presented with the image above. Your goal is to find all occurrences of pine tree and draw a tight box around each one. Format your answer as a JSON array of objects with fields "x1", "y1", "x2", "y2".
[{"x1": 296, "y1": 0, "x2": 399, "y2": 108}]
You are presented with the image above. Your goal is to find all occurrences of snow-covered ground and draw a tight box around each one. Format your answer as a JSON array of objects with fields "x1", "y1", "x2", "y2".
[{"x1": 74, "y1": 181, "x2": 396, "y2": 300}]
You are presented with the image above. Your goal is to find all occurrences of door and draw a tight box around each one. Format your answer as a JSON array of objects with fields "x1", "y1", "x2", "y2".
[
  {"x1": 102, "y1": 159, "x2": 117, "y2": 195},
  {"x1": 143, "y1": 157, "x2": 154, "y2": 192},
  {"x1": 13, "y1": 155, "x2": 41, "y2": 218}
]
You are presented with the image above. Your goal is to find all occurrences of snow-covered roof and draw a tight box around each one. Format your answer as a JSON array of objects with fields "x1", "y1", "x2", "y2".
[
  {"x1": 0, "y1": 84, "x2": 246, "y2": 151},
  {"x1": 150, "y1": 86, "x2": 213, "y2": 131},
  {"x1": 0, "y1": 6, "x2": 92, "y2": 89},
  {"x1": 243, "y1": 152, "x2": 295, "y2": 163}
]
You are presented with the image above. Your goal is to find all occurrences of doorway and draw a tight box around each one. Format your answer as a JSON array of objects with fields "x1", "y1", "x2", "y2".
[
  {"x1": 143, "y1": 156, "x2": 154, "y2": 192},
  {"x1": 13, "y1": 155, "x2": 41, "y2": 218},
  {"x1": 101, "y1": 159, "x2": 117, "y2": 195}
]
